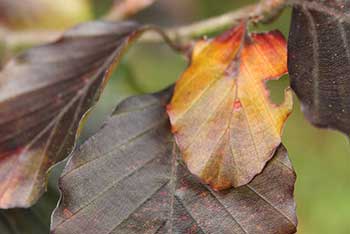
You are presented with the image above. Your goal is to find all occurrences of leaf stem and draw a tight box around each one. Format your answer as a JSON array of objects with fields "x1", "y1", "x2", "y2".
[{"x1": 141, "y1": 4, "x2": 257, "y2": 43}]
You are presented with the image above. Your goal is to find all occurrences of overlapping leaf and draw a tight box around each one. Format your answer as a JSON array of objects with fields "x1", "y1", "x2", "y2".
[
  {"x1": 0, "y1": 21, "x2": 148, "y2": 208},
  {"x1": 167, "y1": 24, "x2": 293, "y2": 190},
  {"x1": 51, "y1": 88, "x2": 297, "y2": 234},
  {"x1": 288, "y1": 0, "x2": 350, "y2": 135}
]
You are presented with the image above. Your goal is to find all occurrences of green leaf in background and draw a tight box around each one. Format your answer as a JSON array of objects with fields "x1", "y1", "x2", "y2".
[{"x1": 52, "y1": 88, "x2": 297, "y2": 234}]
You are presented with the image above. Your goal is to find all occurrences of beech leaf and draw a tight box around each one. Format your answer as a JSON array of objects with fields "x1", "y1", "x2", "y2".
[
  {"x1": 288, "y1": 0, "x2": 350, "y2": 135},
  {"x1": 51, "y1": 88, "x2": 297, "y2": 234},
  {"x1": 167, "y1": 24, "x2": 293, "y2": 190},
  {"x1": 0, "y1": 21, "x2": 146, "y2": 208}
]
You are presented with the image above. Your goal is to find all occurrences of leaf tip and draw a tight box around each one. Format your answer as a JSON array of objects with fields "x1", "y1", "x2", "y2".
[
  {"x1": 215, "y1": 22, "x2": 246, "y2": 44},
  {"x1": 250, "y1": 29, "x2": 286, "y2": 45}
]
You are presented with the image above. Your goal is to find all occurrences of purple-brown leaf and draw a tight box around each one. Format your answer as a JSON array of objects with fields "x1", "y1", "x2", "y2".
[
  {"x1": 51, "y1": 88, "x2": 297, "y2": 234},
  {"x1": 288, "y1": 0, "x2": 350, "y2": 135},
  {"x1": 0, "y1": 21, "x2": 144, "y2": 208}
]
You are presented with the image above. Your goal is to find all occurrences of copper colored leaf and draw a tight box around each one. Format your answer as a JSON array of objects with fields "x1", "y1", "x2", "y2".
[
  {"x1": 0, "y1": 21, "x2": 145, "y2": 208},
  {"x1": 167, "y1": 24, "x2": 293, "y2": 190},
  {"x1": 51, "y1": 88, "x2": 297, "y2": 234},
  {"x1": 288, "y1": 0, "x2": 350, "y2": 135}
]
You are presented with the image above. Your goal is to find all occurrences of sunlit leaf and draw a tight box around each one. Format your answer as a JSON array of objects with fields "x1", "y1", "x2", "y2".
[
  {"x1": 0, "y1": 21, "x2": 148, "y2": 208},
  {"x1": 51, "y1": 88, "x2": 297, "y2": 234},
  {"x1": 288, "y1": 0, "x2": 350, "y2": 135},
  {"x1": 167, "y1": 24, "x2": 293, "y2": 190},
  {"x1": 0, "y1": 0, "x2": 92, "y2": 30}
]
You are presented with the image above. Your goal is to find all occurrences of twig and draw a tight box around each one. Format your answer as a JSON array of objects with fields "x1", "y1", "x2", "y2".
[
  {"x1": 141, "y1": 4, "x2": 257, "y2": 43},
  {"x1": 129, "y1": 0, "x2": 288, "y2": 43},
  {"x1": 0, "y1": 0, "x2": 287, "y2": 50}
]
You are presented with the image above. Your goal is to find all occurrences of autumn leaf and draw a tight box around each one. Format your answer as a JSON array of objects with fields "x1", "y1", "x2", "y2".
[
  {"x1": 167, "y1": 24, "x2": 293, "y2": 190},
  {"x1": 288, "y1": 0, "x2": 350, "y2": 135},
  {"x1": 0, "y1": 21, "x2": 149, "y2": 208},
  {"x1": 0, "y1": 0, "x2": 92, "y2": 30},
  {"x1": 51, "y1": 88, "x2": 297, "y2": 234}
]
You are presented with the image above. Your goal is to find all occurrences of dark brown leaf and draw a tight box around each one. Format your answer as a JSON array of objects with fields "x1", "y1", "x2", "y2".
[
  {"x1": 288, "y1": 0, "x2": 350, "y2": 135},
  {"x1": 51, "y1": 88, "x2": 297, "y2": 234},
  {"x1": 0, "y1": 21, "x2": 145, "y2": 208}
]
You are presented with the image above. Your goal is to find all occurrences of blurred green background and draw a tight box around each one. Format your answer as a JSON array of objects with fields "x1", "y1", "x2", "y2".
[{"x1": 0, "y1": 0, "x2": 350, "y2": 233}]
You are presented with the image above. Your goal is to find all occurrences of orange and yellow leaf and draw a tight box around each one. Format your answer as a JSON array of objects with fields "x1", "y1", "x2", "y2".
[{"x1": 167, "y1": 24, "x2": 293, "y2": 190}]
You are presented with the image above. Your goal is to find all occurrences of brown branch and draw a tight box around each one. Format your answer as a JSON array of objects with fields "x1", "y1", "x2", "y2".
[
  {"x1": 0, "y1": 0, "x2": 288, "y2": 50},
  {"x1": 141, "y1": 4, "x2": 257, "y2": 43},
  {"x1": 138, "y1": 0, "x2": 288, "y2": 43}
]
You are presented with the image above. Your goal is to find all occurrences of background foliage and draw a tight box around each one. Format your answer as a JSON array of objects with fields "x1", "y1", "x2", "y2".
[{"x1": 1, "y1": 0, "x2": 349, "y2": 233}]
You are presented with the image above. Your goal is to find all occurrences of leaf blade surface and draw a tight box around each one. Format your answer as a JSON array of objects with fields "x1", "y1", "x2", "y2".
[
  {"x1": 288, "y1": 0, "x2": 350, "y2": 135},
  {"x1": 167, "y1": 24, "x2": 293, "y2": 189},
  {"x1": 0, "y1": 21, "x2": 144, "y2": 208},
  {"x1": 51, "y1": 88, "x2": 297, "y2": 234}
]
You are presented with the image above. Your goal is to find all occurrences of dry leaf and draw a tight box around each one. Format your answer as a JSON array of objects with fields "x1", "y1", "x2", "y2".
[{"x1": 167, "y1": 24, "x2": 293, "y2": 190}]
